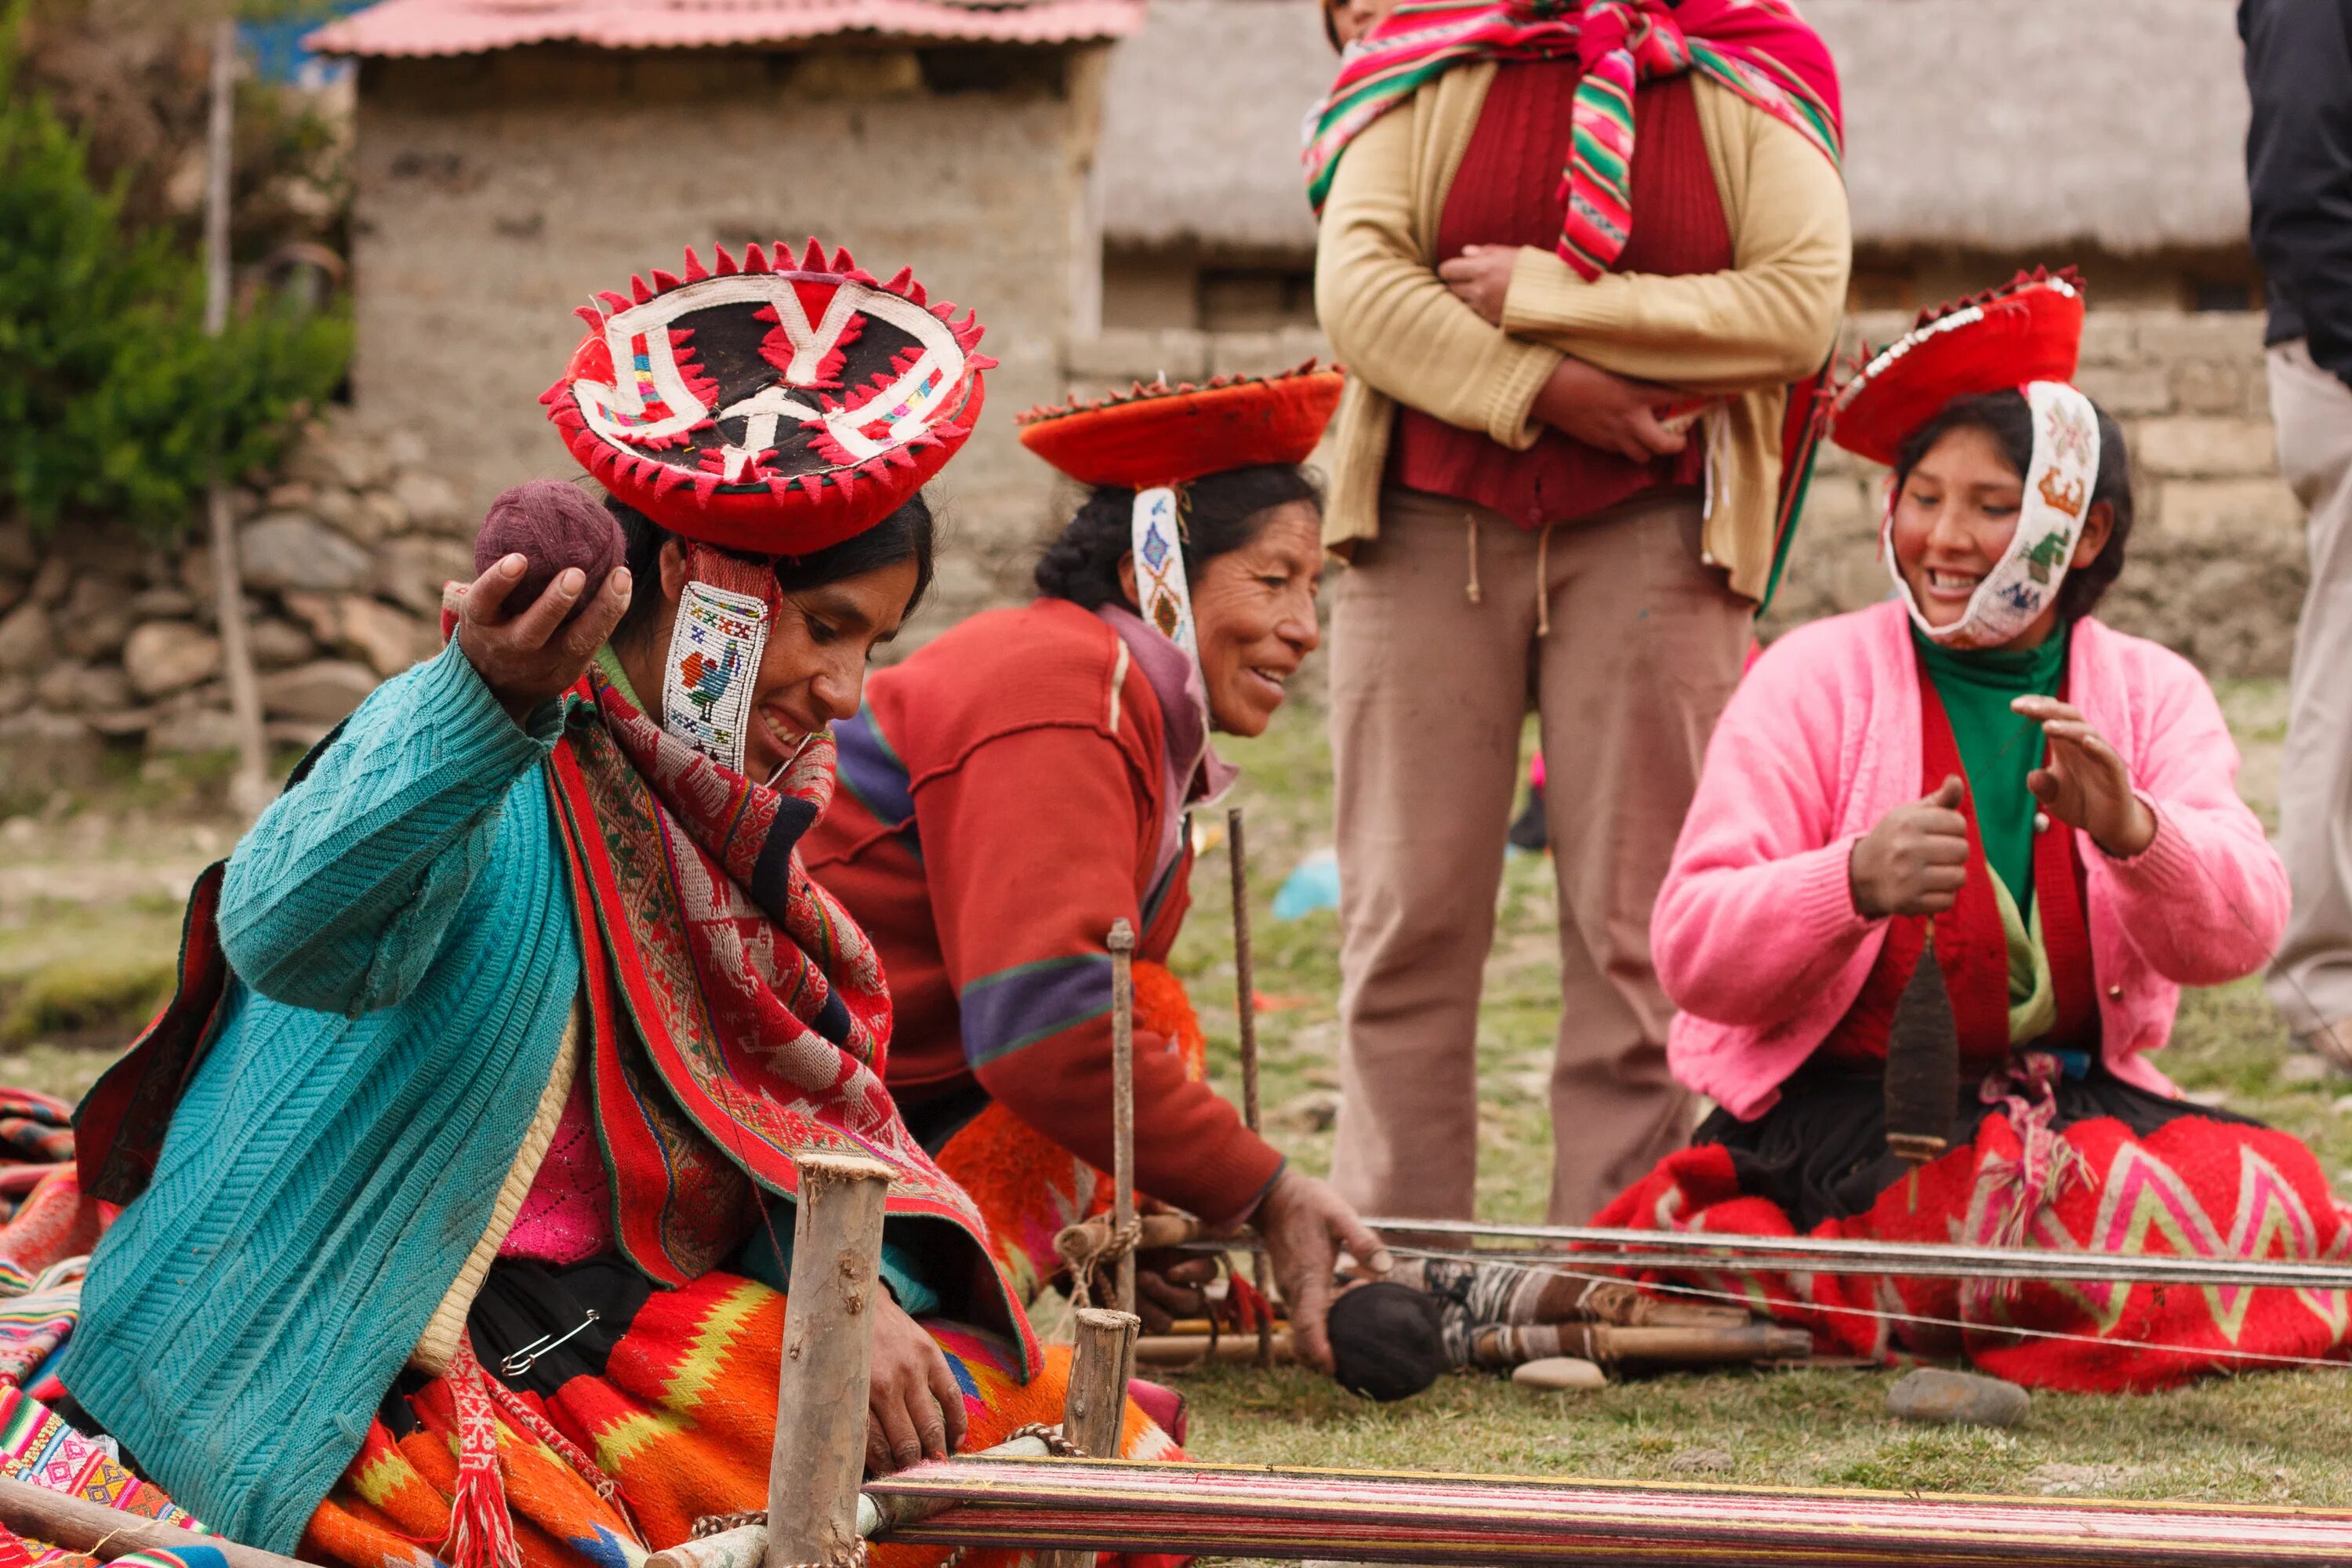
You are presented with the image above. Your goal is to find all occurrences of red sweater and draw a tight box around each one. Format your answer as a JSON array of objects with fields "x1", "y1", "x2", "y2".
[
  {"x1": 1390, "y1": 64, "x2": 1729, "y2": 528},
  {"x1": 804, "y1": 599, "x2": 1284, "y2": 1222}
]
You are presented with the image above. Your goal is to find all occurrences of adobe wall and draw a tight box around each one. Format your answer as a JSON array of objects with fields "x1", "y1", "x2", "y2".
[
  {"x1": 1069, "y1": 310, "x2": 2307, "y2": 679},
  {"x1": 345, "y1": 42, "x2": 1109, "y2": 628}
]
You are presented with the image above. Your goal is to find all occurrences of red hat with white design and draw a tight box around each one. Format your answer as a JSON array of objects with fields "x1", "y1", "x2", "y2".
[
  {"x1": 1827, "y1": 269, "x2": 2100, "y2": 650},
  {"x1": 541, "y1": 239, "x2": 992, "y2": 557}
]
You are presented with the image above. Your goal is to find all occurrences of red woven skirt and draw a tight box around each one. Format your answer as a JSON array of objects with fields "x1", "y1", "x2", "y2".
[{"x1": 1594, "y1": 1061, "x2": 2352, "y2": 1392}]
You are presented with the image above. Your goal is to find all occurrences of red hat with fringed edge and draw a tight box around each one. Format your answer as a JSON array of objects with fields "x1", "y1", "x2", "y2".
[
  {"x1": 541, "y1": 239, "x2": 993, "y2": 556},
  {"x1": 1014, "y1": 362, "x2": 1345, "y2": 489},
  {"x1": 1827, "y1": 269, "x2": 2085, "y2": 467}
]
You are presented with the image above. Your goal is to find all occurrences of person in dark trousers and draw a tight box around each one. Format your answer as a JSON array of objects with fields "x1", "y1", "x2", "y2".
[{"x1": 2241, "y1": 0, "x2": 2352, "y2": 1062}]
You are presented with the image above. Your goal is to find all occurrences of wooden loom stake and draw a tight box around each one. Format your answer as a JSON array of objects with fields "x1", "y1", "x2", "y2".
[
  {"x1": 768, "y1": 1152, "x2": 894, "y2": 1568},
  {"x1": 1226, "y1": 805, "x2": 1276, "y2": 1370},
  {"x1": 1037, "y1": 1306, "x2": 1138, "y2": 1568},
  {"x1": 1109, "y1": 919, "x2": 1138, "y2": 1320}
]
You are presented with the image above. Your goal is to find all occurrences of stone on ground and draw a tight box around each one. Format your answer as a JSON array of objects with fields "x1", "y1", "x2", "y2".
[
  {"x1": 1511, "y1": 1356, "x2": 1606, "y2": 1391},
  {"x1": 1668, "y1": 1447, "x2": 1736, "y2": 1475},
  {"x1": 1886, "y1": 1367, "x2": 2030, "y2": 1428}
]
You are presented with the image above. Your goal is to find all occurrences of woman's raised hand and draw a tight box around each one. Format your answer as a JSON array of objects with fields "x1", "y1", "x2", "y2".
[
  {"x1": 2012, "y1": 695, "x2": 2158, "y2": 858},
  {"x1": 866, "y1": 1289, "x2": 968, "y2": 1474},
  {"x1": 458, "y1": 554, "x2": 632, "y2": 723},
  {"x1": 1848, "y1": 775, "x2": 1970, "y2": 918}
]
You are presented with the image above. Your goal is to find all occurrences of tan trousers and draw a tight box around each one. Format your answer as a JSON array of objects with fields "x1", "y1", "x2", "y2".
[
  {"x1": 1327, "y1": 487, "x2": 1750, "y2": 1224},
  {"x1": 2267, "y1": 340, "x2": 2352, "y2": 1042}
]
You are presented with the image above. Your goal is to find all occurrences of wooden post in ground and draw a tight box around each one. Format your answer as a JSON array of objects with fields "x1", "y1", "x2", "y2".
[
  {"x1": 1108, "y1": 919, "x2": 1137, "y2": 1320},
  {"x1": 768, "y1": 1152, "x2": 894, "y2": 1568},
  {"x1": 1038, "y1": 1305, "x2": 1141, "y2": 1568},
  {"x1": 201, "y1": 20, "x2": 272, "y2": 821},
  {"x1": 1225, "y1": 805, "x2": 1275, "y2": 1370}
]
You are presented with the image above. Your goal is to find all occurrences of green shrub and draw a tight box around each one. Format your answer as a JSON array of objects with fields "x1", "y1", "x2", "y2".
[{"x1": 0, "y1": 8, "x2": 350, "y2": 544}]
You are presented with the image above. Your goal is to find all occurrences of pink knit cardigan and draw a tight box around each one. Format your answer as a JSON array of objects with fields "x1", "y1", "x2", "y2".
[{"x1": 1655, "y1": 601, "x2": 2288, "y2": 1120}]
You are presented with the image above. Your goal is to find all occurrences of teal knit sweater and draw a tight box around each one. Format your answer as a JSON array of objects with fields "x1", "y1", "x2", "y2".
[{"x1": 63, "y1": 643, "x2": 579, "y2": 1553}]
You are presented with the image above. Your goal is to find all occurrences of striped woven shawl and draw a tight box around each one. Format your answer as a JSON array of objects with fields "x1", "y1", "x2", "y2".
[{"x1": 1302, "y1": 0, "x2": 1844, "y2": 280}]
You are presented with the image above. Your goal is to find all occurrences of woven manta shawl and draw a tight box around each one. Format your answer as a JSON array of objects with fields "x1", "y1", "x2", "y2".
[
  {"x1": 547, "y1": 667, "x2": 1036, "y2": 1373},
  {"x1": 1302, "y1": 0, "x2": 1844, "y2": 280}
]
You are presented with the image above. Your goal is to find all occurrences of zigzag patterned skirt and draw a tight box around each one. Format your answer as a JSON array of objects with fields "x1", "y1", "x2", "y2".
[
  {"x1": 302, "y1": 1261, "x2": 1182, "y2": 1568},
  {"x1": 1594, "y1": 1061, "x2": 2352, "y2": 1392}
]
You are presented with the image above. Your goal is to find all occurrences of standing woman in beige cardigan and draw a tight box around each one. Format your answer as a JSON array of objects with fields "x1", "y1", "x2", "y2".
[{"x1": 1306, "y1": 0, "x2": 1851, "y2": 1225}]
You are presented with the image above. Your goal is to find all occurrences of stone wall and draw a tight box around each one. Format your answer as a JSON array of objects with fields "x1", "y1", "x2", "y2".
[
  {"x1": 347, "y1": 43, "x2": 1109, "y2": 633},
  {"x1": 0, "y1": 309, "x2": 2302, "y2": 795},
  {"x1": 0, "y1": 417, "x2": 473, "y2": 793},
  {"x1": 1762, "y1": 310, "x2": 2303, "y2": 677},
  {"x1": 1073, "y1": 311, "x2": 2306, "y2": 680}
]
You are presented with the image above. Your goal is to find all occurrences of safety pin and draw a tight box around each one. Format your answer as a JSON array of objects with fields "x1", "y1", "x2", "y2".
[{"x1": 500, "y1": 1309, "x2": 599, "y2": 1377}]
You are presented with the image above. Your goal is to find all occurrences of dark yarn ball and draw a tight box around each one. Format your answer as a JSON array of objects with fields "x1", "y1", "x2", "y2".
[
  {"x1": 474, "y1": 480, "x2": 626, "y2": 621},
  {"x1": 1327, "y1": 1281, "x2": 1448, "y2": 1403}
]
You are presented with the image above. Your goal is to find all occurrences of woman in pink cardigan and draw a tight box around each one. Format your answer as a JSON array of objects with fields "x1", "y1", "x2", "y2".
[{"x1": 1596, "y1": 273, "x2": 2342, "y2": 1392}]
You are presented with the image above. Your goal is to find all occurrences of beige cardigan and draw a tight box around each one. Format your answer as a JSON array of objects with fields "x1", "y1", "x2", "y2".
[{"x1": 1312, "y1": 64, "x2": 1852, "y2": 602}]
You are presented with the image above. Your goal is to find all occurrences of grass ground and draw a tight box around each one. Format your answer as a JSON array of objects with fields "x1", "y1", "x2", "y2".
[
  {"x1": 1157, "y1": 676, "x2": 2352, "y2": 1504},
  {"x1": 2, "y1": 681, "x2": 2346, "y2": 1506}
]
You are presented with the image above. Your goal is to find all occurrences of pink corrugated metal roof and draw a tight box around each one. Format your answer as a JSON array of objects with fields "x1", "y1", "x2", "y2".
[{"x1": 307, "y1": 0, "x2": 1145, "y2": 56}]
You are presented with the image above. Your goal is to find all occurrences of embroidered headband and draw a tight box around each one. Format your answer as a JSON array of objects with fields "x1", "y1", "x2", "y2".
[
  {"x1": 1015, "y1": 363, "x2": 1344, "y2": 662},
  {"x1": 1828, "y1": 270, "x2": 2096, "y2": 649}
]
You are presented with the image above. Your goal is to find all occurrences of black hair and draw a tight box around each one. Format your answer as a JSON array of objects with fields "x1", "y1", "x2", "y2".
[
  {"x1": 1889, "y1": 389, "x2": 2132, "y2": 623},
  {"x1": 608, "y1": 490, "x2": 937, "y2": 648},
  {"x1": 1031, "y1": 464, "x2": 1323, "y2": 610}
]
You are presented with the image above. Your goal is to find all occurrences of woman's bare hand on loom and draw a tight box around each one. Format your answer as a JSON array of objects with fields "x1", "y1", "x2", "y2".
[
  {"x1": 1529, "y1": 357, "x2": 1690, "y2": 463},
  {"x1": 1252, "y1": 1169, "x2": 1393, "y2": 1374},
  {"x1": 1849, "y1": 775, "x2": 1971, "y2": 918},
  {"x1": 1437, "y1": 244, "x2": 1518, "y2": 326},
  {"x1": 458, "y1": 554, "x2": 632, "y2": 723},
  {"x1": 2011, "y1": 695, "x2": 2157, "y2": 859},
  {"x1": 866, "y1": 1290, "x2": 967, "y2": 1474}
]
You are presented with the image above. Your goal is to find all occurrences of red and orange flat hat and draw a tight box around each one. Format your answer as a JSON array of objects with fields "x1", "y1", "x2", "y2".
[
  {"x1": 1014, "y1": 362, "x2": 1345, "y2": 489},
  {"x1": 543, "y1": 239, "x2": 992, "y2": 556},
  {"x1": 1827, "y1": 269, "x2": 2085, "y2": 466}
]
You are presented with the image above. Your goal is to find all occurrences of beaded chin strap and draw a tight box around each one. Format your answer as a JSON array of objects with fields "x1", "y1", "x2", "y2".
[
  {"x1": 1882, "y1": 379, "x2": 2100, "y2": 651},
  {"x1": 1130, "y1": 484, "x2": 1200, "y2": 670},
  {"x1": 660, "y1": 544, "x2": 786, "y2": 776}
]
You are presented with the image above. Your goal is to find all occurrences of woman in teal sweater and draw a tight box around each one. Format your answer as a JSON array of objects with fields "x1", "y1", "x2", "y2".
[{"x1": 63, "y1": 247, "x2": 1177, "y2": 1568}]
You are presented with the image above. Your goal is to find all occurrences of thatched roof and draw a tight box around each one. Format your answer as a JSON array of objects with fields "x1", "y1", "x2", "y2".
[{"x1": 1098, "y1": 0, "x2": 2252, "y2": 256}]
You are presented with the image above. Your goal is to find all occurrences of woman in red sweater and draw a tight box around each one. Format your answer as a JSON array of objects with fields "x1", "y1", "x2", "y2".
[{"x1": 804, "y1": 369, "x2": 1388, "y2": 1374}]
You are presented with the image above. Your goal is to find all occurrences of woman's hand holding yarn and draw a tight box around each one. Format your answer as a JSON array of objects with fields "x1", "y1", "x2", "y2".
[
  {"x1": 458, "y1": 553, "x2": 632, "y2": 724},
  {"x1": 1849, "y1": 775, "x2": 1970, "y2": 919},
  {"x1": 2013, "y1": 695, "x2": 2157, "y2": 858},
  {"x1": 1251, "y1": 1169, "x2": 1395, "y2": 1374}
]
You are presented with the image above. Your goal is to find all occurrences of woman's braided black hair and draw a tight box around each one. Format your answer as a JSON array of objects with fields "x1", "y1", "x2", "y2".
[{"x1": 1033, "y1": 464, "x2": 1323, "y2": 610}]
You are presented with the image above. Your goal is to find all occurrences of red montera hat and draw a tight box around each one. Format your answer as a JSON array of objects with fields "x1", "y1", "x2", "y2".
[
  {"x1": 542, "y1": 240, "x2": 992, "y2": 555},
  {"x1": 1827, "y1": 269, "x2": 2085, "y2": 467},
  {"x1": 1014, "y1": 363, "x2": 1345, "y2": 489}
]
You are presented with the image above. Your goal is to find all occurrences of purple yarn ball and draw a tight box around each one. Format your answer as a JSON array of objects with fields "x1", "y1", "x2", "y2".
[{"x1": 474, "y1": 481, "x2": 626, "y2": 622}]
